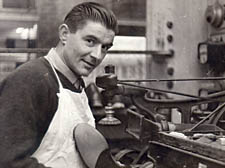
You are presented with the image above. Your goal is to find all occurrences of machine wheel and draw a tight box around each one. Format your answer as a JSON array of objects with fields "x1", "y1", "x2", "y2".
[{"x1": 114, "y1": 146, "x2": 154, "y2": 167}]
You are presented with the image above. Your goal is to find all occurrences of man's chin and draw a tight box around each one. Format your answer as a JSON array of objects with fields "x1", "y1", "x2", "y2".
[{"x1": 81, "y1": 69, "x2": 93, "y2": 77}]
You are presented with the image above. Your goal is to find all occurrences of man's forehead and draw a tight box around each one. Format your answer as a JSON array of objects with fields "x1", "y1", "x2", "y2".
[
  {"x1": 81, "y1": 20, "x2": 115, "y2": 34},
  {"x1": 79, "y1": 21, "x2": 115, "y2": 42}
]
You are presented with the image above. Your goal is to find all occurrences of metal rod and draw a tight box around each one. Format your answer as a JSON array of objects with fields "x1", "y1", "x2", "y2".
[
  {"x1": 119, "y1": 77, "x2": 225, "y2": 83},
  {"x1": 107, "y1": 50, "x2": 173, "y2": 55},
  {"x1": 0, "y1": 48, "x2": 50, "y2": 53},
  {"x1": 0, "y1": 48, "x2": 162, "y2": 54},
  {"x1": 108, "y1": 50, "x2": 153, "y2": 54},
  {"x1": 118, "y1": 82, "x2": 208, "y2": 99},
  {"x1": 187, "y1": 102, "x2": 225, "y2": 132}
]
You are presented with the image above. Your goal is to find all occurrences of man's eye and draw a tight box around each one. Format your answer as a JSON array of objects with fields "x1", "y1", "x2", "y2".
[{"x1": 86, "y1": 39, "x2": 95, "y2": 46}]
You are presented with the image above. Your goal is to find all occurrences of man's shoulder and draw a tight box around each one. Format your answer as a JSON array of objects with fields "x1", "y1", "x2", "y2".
[
  {"x1": 17, "y1": 57, "x2": 52, "y2": 76},
  {"x1": 19, "y1": 57, "x2": 49, "y2": 72},
  {"x1": 5, "y1": 57, "x2": 52, "y2": 83}
]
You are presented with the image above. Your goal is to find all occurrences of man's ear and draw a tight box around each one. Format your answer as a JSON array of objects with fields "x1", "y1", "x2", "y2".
[{"x1": 59, "y1": 24, "x2": 69, "y2": 45}]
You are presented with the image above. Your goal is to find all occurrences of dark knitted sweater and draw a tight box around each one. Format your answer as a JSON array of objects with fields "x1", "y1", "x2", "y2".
[{"x1": 0, "y1": 57, "x2": 83, "y2": 168}]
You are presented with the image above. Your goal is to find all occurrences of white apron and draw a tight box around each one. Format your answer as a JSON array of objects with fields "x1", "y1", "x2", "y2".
[{"x1": 32, "y1": 57, "x2": 95, "y2": 168}]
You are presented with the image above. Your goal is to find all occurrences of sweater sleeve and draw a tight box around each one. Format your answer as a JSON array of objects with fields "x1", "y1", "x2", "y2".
[{"x1": 0, "y1": 60, "x2": 58, "y2": 168}]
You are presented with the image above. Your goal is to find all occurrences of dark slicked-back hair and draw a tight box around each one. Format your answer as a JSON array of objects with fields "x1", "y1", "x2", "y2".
[{"x1": 64, "y1": 2, "x2": 118, "y2": 34}]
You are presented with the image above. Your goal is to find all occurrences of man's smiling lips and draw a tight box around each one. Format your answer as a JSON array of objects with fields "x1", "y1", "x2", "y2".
[{"x1": 82, "y1": 59, "x2": 95, "y2": 68}]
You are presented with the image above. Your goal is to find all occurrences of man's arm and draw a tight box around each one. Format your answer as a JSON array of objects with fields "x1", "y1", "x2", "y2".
[{"x1": 0, "y1": 61, "x2": 57, "y2": 168}]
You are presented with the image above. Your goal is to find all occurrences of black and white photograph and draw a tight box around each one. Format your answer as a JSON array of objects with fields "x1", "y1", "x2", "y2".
[{"x1": 0, "y1": 0, "x2": 225, "y2": 168}]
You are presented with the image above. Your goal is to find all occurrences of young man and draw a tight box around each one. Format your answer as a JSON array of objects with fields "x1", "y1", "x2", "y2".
[{"x1": 0, "y1": 2, "x2": 123, "y2": 168}]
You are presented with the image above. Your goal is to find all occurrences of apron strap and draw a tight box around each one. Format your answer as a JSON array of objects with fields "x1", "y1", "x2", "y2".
[{"x1": 44, "y1": 56, "x2": 63, "y2": 90}]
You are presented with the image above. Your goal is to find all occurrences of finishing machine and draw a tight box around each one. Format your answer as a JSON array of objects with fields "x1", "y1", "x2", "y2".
[{"x1": 86, "y1": 65, "x2": 225, "y2": 168}]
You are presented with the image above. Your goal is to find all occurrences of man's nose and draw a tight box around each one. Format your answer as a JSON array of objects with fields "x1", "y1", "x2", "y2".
[{"x1": 91, "y1": 45, "x2": 102, "y2": 60}]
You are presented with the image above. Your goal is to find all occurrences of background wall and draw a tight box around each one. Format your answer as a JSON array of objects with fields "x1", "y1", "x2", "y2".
[
  {"x1": 36, "y1": 0, "x2": 146, "y2": 48},
  {"x1": 146, "y1": 0, "x2": 210, "y2": 99}
]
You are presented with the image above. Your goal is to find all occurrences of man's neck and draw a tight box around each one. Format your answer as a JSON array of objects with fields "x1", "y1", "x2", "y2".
[{"x1": 46, "y1": 47, "x2": 80, "y2": 85}]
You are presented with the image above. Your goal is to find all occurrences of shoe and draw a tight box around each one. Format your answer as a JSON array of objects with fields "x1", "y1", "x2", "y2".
[{"x1": 74, "y1": 123, "x2": 131, "y2": 168}]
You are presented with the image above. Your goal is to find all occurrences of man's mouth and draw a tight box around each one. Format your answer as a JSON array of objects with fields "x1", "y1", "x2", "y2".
[{"x1": 82, "y1": 59, "x2": 95, "y2": 68}]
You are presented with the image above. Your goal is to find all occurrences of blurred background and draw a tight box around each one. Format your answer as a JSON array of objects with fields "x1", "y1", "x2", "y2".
[{"x1": 0, "y1": 0, "x2": 147, "y2": 84}]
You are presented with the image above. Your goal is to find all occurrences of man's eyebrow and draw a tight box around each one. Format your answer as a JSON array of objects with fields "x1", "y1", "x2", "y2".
[
  {"x1": 86, "y1": 35, "x2": 98, "y2": 40},
  {"x1": 86, "y1": 35, "x2": 113, "y2": 47}
]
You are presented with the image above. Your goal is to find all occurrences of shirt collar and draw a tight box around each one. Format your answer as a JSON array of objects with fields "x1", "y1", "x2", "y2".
[{"x1": 46, "y1": 48, "x2": 79, "y2": 85}]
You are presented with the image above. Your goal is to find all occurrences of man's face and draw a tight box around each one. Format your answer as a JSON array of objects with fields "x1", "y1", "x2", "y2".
[{"x1": 63, "y1": 20, "x2": 115, "y2": 77}]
